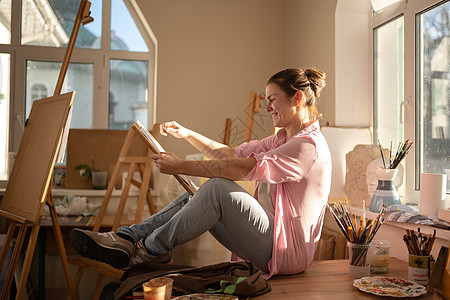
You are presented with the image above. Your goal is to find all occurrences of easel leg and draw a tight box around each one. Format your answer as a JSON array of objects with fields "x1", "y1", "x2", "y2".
[
  {"x1": 0, "y1": 221, "x2": 15, "y2": 273},
  {"x1": 47, "y1": 193, "x2": 77, "y2": 300},
  {"x1": 135, "y1": 154, "x2": 153, "y2": 222},
  {"x1": 138, "y1": 162, "x2": 156, "y2": 215},
  {"x1": 16, "y1": 223, "x2": 41, "y2": 300},
  {"x1": 112, "y1": 162, "x2": 137, "y2": 231},
  {"x1": 93, "y1": 274, "x2": 105, "y2": 300},
  {"x1": 73, "y1": 267, "x2": 85, "y2": 292},
  {"x1": 1, "y1": 222, "x2": 27, "y2": 300}
]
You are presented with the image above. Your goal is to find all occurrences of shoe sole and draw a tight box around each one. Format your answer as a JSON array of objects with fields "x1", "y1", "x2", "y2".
[{"x1": 70, "y1": 229, "x2": 130, "y2": 269}]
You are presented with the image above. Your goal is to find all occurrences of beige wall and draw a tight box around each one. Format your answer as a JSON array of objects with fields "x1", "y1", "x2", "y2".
[
  {"x1": 335, "y1": 0, "x2": 371, "y2": 127},
  {"x1": 136, "y1": 0, "x2": 337, "y2": 158},
  {"x1": 282, "y1": 0, "x2": 337, "y2": 127}
]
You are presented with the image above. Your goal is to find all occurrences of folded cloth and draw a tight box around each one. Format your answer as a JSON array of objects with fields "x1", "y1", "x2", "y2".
[
  {"x1": 386, "y1": 206, "x2": 450, "y2": 230},
  {"x1": 114, "y1": 261, "x2": 271, "y2": 299}
]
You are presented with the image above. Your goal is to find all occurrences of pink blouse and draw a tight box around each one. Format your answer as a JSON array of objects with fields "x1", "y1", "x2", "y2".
[{"x1": 234, "y1": 121, "x2": 332, "y2": 278}]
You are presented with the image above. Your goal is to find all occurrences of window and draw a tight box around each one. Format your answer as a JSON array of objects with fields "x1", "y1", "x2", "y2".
[
  {"x1": 372, "y1": 0, "x2": 449, "y2": 202},
  {"x1": 21, "y1": 0, "x2": 101, "y2": 48},
  {"x1": 26, "y1": 61, "x2": 94, "y2": 128},
  {"x1": 0, "y1": 0, "x2": 11, "y2": 44},
  {"x1": 0, "y1": 54, "x2": 9, "y2": 180},
  {"x1": 110, "y1": 0, "x2": 147, "y2": 52},
  {"x1": 416, "y1": 1, "x2": 450, "y2": 189},
  {"x1": 0, "y1": 0, "x2": 157, "y2": 182},
  {"x1": 109, "y1": 59, "x2": 148, "y2": 129},
  {"x1": 373, "y1": 15, "x2": 404, "y2": 148}
]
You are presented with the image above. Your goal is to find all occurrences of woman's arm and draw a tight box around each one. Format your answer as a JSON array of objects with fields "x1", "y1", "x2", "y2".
[
  {"x1": 161, "y1": 121, "x2": 235, "y2": 159},
  {"x1": 152, "y1": 152, "x2": 256, "y2": 181}
]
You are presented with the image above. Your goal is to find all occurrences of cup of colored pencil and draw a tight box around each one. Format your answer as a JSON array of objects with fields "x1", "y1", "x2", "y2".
[
  {"x1": 327, "y1": 200, "x2": 390, "y2": 278},
  {"x1": 404, "y1": 228, "x2": 436, "y2": 285}
]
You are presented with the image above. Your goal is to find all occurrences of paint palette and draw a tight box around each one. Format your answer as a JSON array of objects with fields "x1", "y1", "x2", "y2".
[{"x1": 353, "y1": 276, "x2": 427, "y2": 297}]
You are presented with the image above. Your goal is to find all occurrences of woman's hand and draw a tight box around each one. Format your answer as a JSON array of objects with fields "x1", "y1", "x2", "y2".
[
  {"x1": 160, "y1": 121, "x2": 190, "y2": 139},
  {"x1": 151, "y1": 152, "x2": 181, "y2": 175}
]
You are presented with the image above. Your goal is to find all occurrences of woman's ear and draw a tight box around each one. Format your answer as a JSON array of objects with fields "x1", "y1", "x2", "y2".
[{"x1": 295, "y1": 91, "x2": 304, "y2": 106}]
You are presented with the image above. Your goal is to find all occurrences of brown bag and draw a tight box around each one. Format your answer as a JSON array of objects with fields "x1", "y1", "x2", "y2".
[{"x1": 114, "y1": 261, "x2": 271, "y2": 299}]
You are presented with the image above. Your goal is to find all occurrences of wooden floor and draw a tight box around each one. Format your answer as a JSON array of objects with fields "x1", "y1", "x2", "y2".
[{"x1": 253, "y1": 258, "x2": 442, "y2": 299}]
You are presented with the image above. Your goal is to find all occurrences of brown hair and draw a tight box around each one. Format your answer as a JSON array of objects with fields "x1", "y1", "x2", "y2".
[{"x1": 267, "y1": 68, "x2": 326, "y2": 120}]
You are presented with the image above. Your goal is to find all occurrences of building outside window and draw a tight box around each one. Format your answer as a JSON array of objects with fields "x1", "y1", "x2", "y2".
[{"x1": 30, "y1": 82, "x2": 50, "y2": 102}]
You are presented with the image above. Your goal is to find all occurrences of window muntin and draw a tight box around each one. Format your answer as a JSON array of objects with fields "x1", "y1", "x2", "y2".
[
  {"x1": 416, "y1": 1, "x2": 450, "y2": 192},
  {"x1": 21, "y1": 0, "x2": 102, "y2": 48}
]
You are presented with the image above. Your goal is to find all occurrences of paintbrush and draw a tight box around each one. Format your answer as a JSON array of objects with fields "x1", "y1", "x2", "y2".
[{"x1": 378, "y1": 139, "x2": 386, "y2": 168}]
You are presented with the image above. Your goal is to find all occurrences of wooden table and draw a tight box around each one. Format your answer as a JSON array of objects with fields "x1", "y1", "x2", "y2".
[{"x1": 255, "y1": 258, "x2": 442, "y2": 299}]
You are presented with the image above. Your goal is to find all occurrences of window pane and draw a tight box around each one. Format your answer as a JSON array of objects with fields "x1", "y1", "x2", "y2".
[
  {"x1": 417, "y1": 1, "x2": 450, "y2": 192},
  {"x1": 0, "y1": 0, "x2": 11, "y2": 44},
  {"x1": 374, "y1": 16, "x2": 404, "y2": 147},
  {"x1": 109, "y1": 59, "x2": 148, "y2": 129},
  {"x1": 111, "y1": 0, "x2": 148, "y2": 52},
  {"x1": 0, "y1": 54, "x2": 10, "y2": 180},
  {"x1": 21, "y1": 0, "x2": 102, "y2": 49},
  {"x1": 26, "y1": 61, "x2": 93, "y2": 128}
]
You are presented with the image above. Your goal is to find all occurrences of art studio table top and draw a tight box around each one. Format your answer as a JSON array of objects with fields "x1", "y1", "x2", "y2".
[{"x1": 254, "y1": 258, "x2": 441, "y2": 299}]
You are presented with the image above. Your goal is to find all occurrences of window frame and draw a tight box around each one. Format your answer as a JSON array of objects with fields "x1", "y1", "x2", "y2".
[
  {"x1": 371, "y1": 0, "x2": 449, "y2": 204},
  {"x1": 0, "y1": 0, "x2": 157, "y2": 185}
]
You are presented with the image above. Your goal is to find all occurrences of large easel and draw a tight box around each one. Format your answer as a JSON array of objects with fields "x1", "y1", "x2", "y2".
[
  {"x1": 0, "y1": 93, "x2": 76, "y2": 300},
  {"x1": 0, "y1": 1, "x2": 93, "y2": 299}
]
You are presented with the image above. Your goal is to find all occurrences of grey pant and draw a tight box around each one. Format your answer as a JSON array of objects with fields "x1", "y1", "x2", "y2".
[{"x1": 117, "y1": 178, "x2": 274, "y2": 273}]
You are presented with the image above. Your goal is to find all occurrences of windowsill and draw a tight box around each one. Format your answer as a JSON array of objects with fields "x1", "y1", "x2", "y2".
[
  {"x1": 0, "y1": 187, "x2": 160, "y2": 197},
  {"x1": 349, "y1": 206, "x2": 450, "y2": 241}
]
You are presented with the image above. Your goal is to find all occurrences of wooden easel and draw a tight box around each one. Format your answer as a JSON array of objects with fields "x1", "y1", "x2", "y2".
[
  {"x1": 0, "y1": 93, "x2": 76, "y2": 300},
  {"x1": 223, "y1": 118, "x2": 232, "y2": 145},
  {"x1": 69, "y1": 123, "x2": 160, "y2": 299},
  {"x1": 223, "y1": 90, "x2": 264, "y2": 145},
  {"x1": 93, "y1": 122, "x2": 160, "y2": 231},
  {"x1": 244, "y1": 91, "x2": 264, "y2": 143},
  {"x1": 0, "y1": 1, "x2": 93, "y2": 299}
]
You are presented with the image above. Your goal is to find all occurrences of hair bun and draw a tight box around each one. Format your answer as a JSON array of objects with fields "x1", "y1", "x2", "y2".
[{"x1": 305, "y1": 68, "x2": 326, "y2": 98}]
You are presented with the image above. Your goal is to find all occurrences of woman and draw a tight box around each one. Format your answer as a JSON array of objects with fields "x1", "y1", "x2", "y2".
[{"x1": 71, "y1": 68, "x2": 332, "y2": 277}]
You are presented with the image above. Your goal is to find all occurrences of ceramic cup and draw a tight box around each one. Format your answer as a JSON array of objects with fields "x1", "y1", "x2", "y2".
[
  {"x1": 408, "y1": 254, "x2": 430, "y2": 286},
  {"x1": 143, "y1": 276, "x2": 173, "y2": 300}
]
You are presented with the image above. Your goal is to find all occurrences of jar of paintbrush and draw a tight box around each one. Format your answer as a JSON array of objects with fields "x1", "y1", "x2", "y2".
[{"x1": 327, "y1": 200, "x2": 389, "y2": 278}]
